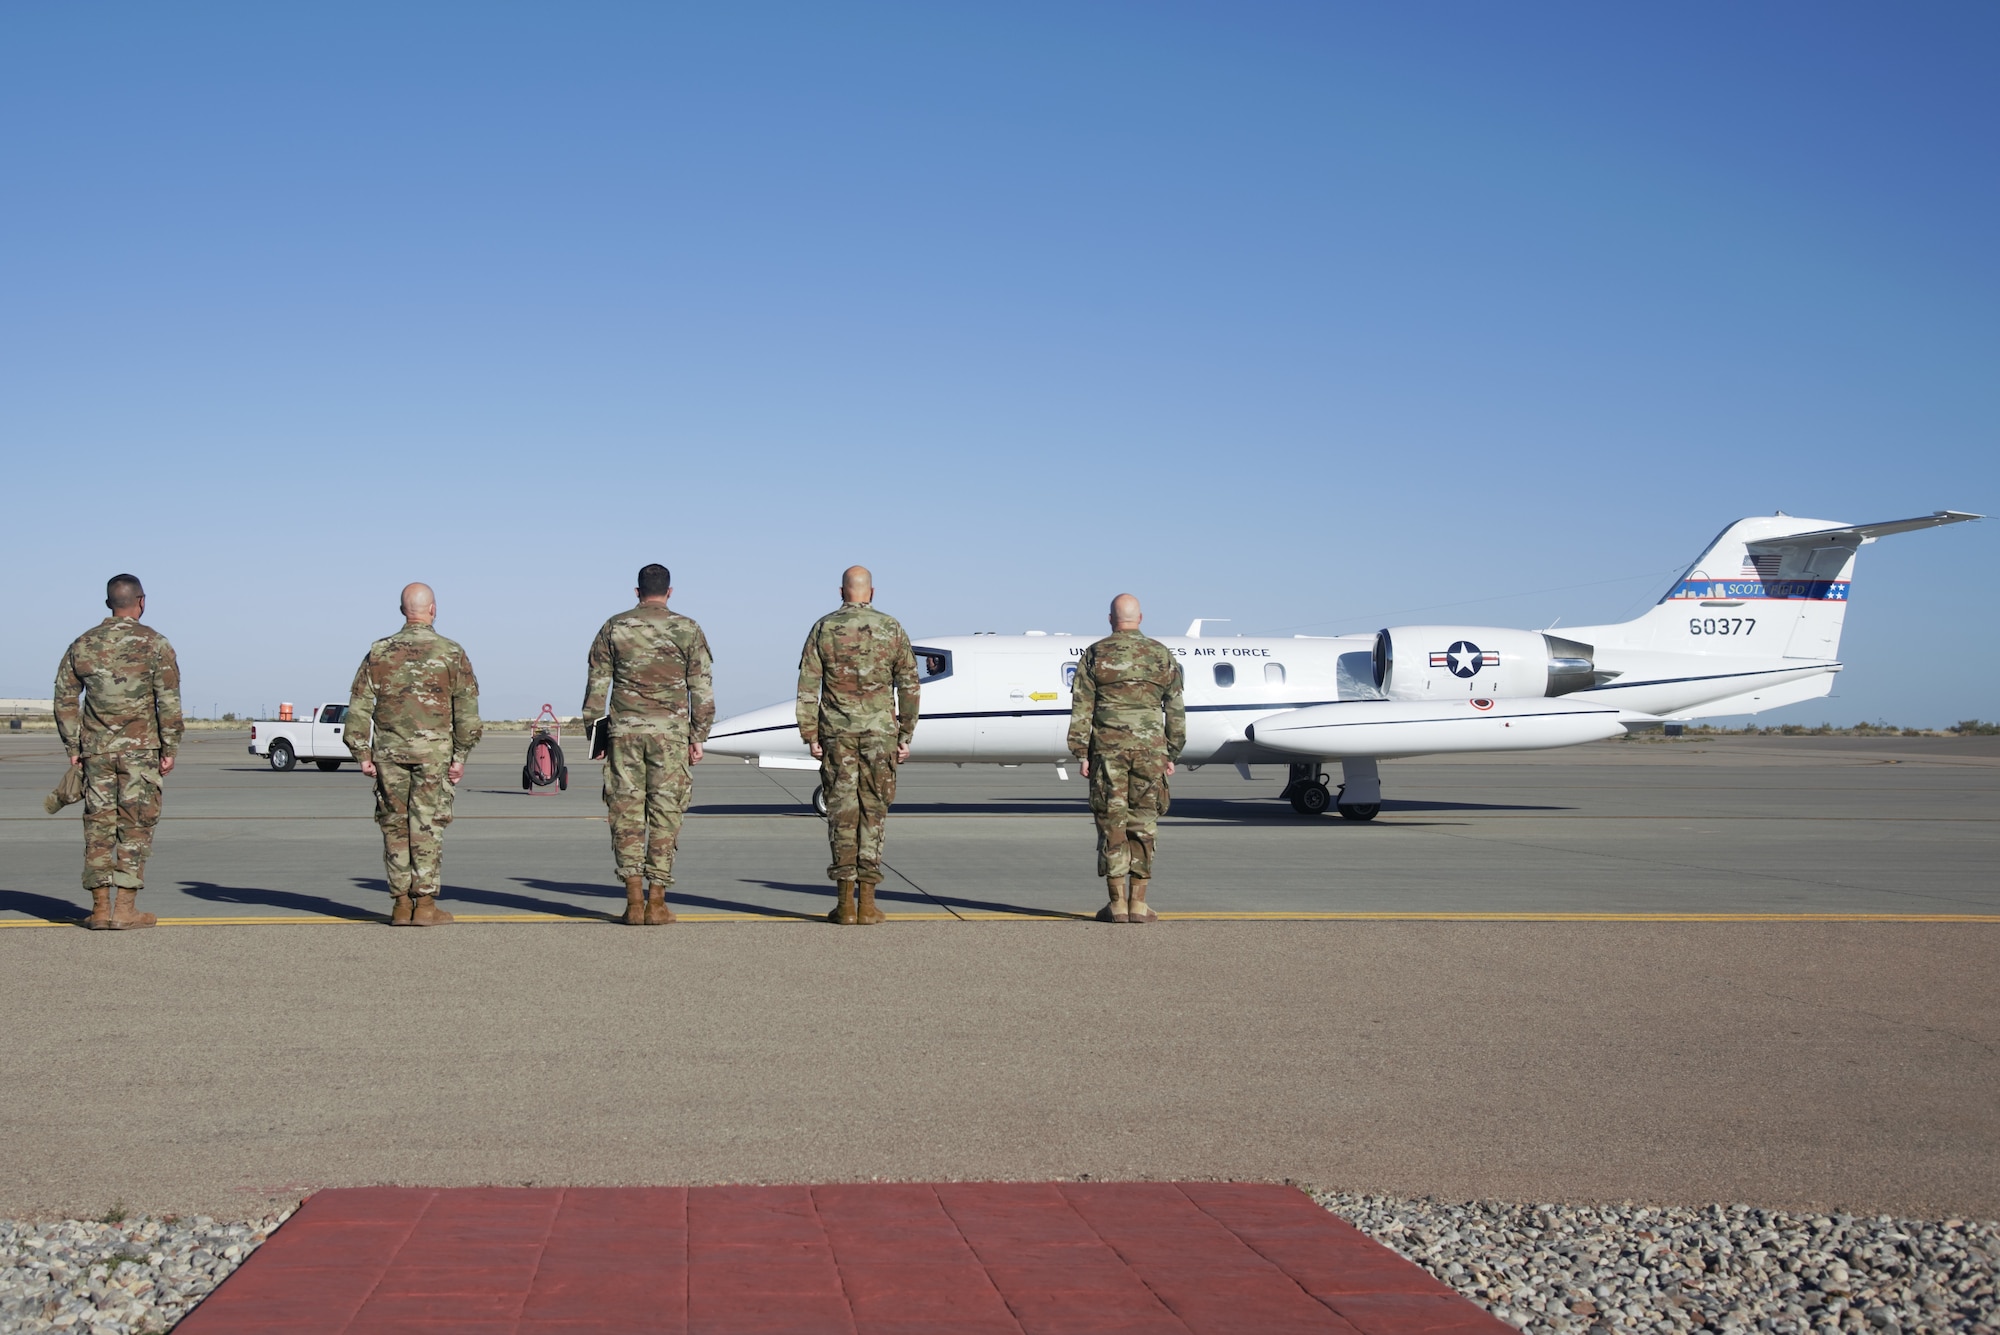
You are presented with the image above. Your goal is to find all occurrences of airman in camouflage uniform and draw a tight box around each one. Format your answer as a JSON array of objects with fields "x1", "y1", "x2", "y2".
[
  {"x1": 796, "y1": 565, "x2": 919, "y2": 925},
  {"x1": 1067, "y1": 593, "x2": 1185, "y2": 924},
  {"x1": 54, "y1": 574, "x2": 184, "y2": 930},
  {"x1": 582, "y1": 563, "x2": 714, "y2": 926},
  {"x1": 345, "y1": 583, "x2": 483, "y2": 926}
]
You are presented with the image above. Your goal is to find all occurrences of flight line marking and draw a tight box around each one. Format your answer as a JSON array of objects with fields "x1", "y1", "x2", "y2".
[{"x1": 3, "y1": 911, "x2": 1997, "y2": 929}]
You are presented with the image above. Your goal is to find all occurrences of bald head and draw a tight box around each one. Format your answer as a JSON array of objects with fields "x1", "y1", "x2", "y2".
[
  {"x1": 1109, "y1": 593, "x2": 1142, "y2": 630},
  {"x1": 400, "y1": 583, "x2": 437, "y2": 624},
  {"x1": 842, "y1": 566, "x2": 873, "y2": 604}
]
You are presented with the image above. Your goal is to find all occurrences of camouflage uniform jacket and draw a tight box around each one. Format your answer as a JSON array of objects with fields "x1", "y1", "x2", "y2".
[
  {"x1": 796, "y1": 603, "x2": 920, "y2": 745},
  {"x1": 345, "y1": 622, "x2": 483, "y2": 767},
  {"x1": 1066, "y1": 630, "x2": 1186, "y2": 761},
  {"x1": 53, "y1": 618, "x2": 185, "y2": 761},
  {"x1": 582, "y1": 604, "x2": 715, "y2": 741}
]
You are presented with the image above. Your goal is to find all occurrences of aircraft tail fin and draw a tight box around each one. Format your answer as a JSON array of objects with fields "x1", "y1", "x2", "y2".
[{"x1": 1622, "y1": 511, "x2": 1978, "y2": 660}]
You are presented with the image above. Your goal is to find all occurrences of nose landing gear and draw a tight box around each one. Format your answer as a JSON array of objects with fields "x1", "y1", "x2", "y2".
[
  {"x1": 1281, "y1": 763, "x2": 1331, "y2": 815},
  {"x1": 1280, "y1": 760, "x2": 1382, "y2": 819}
]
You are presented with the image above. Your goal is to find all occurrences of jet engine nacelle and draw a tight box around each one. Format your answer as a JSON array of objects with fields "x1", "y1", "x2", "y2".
[{"x1": 1373, "y1": 626, "x2": 1597, "y2": 700}]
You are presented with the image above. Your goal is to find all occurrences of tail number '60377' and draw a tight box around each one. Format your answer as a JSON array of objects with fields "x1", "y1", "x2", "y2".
[{"x1": 1690, "y1": 617, "x2": 1756, "y2": 635}]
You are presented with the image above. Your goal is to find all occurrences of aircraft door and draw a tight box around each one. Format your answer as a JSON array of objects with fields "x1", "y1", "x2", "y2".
[{"x1": 975, "y1": 649, "x2": 1069, "y2": 761}]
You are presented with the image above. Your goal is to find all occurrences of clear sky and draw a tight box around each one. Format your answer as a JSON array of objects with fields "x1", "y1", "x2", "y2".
[{"x1": 3, "y1": 2, "x2": 1993, "y2": 726}]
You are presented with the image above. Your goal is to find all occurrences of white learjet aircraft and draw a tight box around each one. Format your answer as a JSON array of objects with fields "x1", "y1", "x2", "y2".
[{"x1": 707, "y1": 511, "x2": 1981, "y2": 818}]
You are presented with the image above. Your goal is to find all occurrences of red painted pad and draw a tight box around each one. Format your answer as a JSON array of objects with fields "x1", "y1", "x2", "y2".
[{"x1": 177, "y1": 1183, "x2": 1511, "y2": 1335}]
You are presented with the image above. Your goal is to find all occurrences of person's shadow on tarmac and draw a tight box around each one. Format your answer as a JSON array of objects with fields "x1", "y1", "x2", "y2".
[
  {"x1": 0, "y1": 889, "x2": 87, "y2": 924},
  {"x1": 349, "y1": 878, "x2": 620, "y2": 921},
  {"x1": 511, "y1": 876, "x2": 822, "y2": 921},
  {"x1": 178, "y1": 881, "x2": 381, "y2": 921}
]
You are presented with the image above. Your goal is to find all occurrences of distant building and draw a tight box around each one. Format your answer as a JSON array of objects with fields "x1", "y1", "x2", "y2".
[{"x1": 0, "y1": 699, "x2": 54, "y2": 717}]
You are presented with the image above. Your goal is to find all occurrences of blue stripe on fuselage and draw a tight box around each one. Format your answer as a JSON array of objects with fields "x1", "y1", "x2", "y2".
[{"x1": 1663, "y1": 579, "x2": 1848, "y2": 602}]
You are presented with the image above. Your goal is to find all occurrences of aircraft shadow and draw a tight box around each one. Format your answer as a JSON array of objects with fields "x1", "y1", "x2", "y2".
[
  {"x1": 0, "y1": 889, "x2": 87, "y2": 924},
  {"x1": 178, "y1": 880, "x2": 381, "y2": 921},
  {"x1": 1161, "y1": 797, "x2": 1571, "y2": 825}
]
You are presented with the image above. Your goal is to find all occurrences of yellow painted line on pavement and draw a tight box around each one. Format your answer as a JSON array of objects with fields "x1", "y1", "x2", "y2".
[{"x1": 4, "y1": 911, "x2": 1998, "y2": 928}]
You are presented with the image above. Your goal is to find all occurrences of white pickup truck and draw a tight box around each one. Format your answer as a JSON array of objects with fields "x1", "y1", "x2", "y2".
[{"x1": 248, "y1": 703, "x2": 356, "y2": 772}]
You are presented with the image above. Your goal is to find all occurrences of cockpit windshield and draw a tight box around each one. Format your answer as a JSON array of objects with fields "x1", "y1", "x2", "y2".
[{"x1": 913, "y1": 648, "x2": 953, "y2": 683}]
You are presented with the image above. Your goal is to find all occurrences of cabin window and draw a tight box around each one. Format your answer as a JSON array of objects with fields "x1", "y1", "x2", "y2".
[
  {"x1": 1213, "y1": 663, "x2": 1235, "y2": 687},
  {"x1": 1264, "y1": 662, "x2": 1285, "y2": 685},
  {"x1": 913, "y1": 647, "x2": 954, "y2": 683},
  {"x1": 320, "y1": 704, "x2": 348, "y2": 723}
]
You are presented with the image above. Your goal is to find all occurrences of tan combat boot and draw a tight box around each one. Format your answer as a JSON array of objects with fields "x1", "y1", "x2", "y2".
[
  {"x1": 856, "y1": 881, "x2": 886, "y2": 925},
  {"x1": 622, "y1": 876, "x2": 647, "y2": 926},
  {"x1": 1095, "y1": 876, "x2": 1130, "y2": 924},
  {"x1": 389, "y1": 895, "x2": 415, "y2": 925},
  {"x1": 108, "y1": 889, "x2": 156, "y2": 930},
  {"x1": 85, "y1": 888, "x2": 114, "y2": 931},
  {"x1": 826, "y1": 880, "x2": 858, "y2": 925},
  {"x1": 410, "y1": 895, "x2": 455, "y2": 926},
  {"x1": 1127, "y1": 878, "x2": 1157, "y2": 924},
  {"x1": 645, "y1": 883, "x2": 676, "y2": 925}
]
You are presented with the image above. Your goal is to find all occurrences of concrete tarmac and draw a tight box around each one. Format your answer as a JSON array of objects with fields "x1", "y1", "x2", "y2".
[
  {"x1": 0, "y1": 731, "x2": 1994, "y2": 1221},
  {"x1": 2, "y1": 730, "x2": 1996, "y2": 922}
]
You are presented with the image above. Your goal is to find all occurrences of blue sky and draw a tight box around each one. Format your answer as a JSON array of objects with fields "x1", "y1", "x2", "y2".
[{"x1": 3, "y1": 2, "x2": 1992, "y2": 725}]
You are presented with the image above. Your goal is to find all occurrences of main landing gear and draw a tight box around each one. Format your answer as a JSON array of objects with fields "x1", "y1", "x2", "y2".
[{"x1": 1281, "y1": 761, "x2": 1381, "y2": 821}]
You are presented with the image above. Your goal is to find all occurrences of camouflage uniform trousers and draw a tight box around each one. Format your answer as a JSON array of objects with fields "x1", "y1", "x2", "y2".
[
  {"x1": 603, "y1": 731, "x2": 691, "y2": 884},
  {"x1": 1088, "y1": 746, "x2": 1172, "y2": 880},
  {"x1": 80, "y1": 752, "x2": 163, "y2": 890},
  {"x1": 372, "y1": 762, "x2": 456, "y2": 897},
  {"x1": 820, "y1": 733, "x2": 898, "y2": 885}
]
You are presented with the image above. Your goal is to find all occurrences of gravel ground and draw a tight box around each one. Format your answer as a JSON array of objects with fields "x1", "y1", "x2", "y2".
[
  {"x1": 0, "y1": 1211, "x2": 286, "y2": 1333},
  {"x1": 0, "y1": 1196, "x2": 1993, "y2": 1332},
  {"x1": 1316, "y1": 1192, "x2": 2000, "y2": 1334}
]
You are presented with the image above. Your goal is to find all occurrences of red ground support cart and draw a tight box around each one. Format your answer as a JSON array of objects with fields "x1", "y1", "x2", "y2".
[{"x1": 522, "y1": 704, "x2": 569, "y2": 793}]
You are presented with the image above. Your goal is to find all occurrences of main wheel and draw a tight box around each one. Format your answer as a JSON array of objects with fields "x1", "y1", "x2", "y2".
[
  {"x1": 557, "y1": 766, "x2": 569, "y2": 792},
  {"x1": 811, "y1": 784, "x2": 828, "y2": 817},
  {"x1": 315, "y1": 759, "x2": 342, "y2": 772},
  {"x1": 268, "y1": 740, "x2": 296, "y2": 772},
  {"x1": 1291, "y1": 781, "x2": 1330, "y2": 815},
  {"x1": 1337, "y1": 803, "x2": 1381, "y2": 821}
]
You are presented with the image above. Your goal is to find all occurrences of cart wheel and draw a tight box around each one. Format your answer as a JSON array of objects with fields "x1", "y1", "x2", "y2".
[
  {"x1": 521, "y1": 765, "x2": 533, "y2": 791},
  {"x1": 558, "y1": 766, "x2": 569, "y2": 792}
]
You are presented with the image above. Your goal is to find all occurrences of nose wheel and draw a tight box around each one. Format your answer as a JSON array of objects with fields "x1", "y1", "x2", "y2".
[
  {"x1": 811, "y1": 784, "x2": 828, "y2": 817},
  {"x1": 1282, "y1": 763, "x2": 1332, "y2": 815}
]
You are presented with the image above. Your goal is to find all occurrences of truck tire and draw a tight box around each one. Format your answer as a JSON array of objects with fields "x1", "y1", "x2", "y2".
[
  {"x1": 268, "y1": 740, "x2": 296, "y2": 772},
  {"x1": 315, "y1": 759, "x2": 342, "y2": 772}
]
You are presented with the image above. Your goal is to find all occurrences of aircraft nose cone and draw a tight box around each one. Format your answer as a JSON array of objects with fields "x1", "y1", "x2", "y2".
[{"x1": 704, "y1": 701, "x2": 806, "y2": 759}]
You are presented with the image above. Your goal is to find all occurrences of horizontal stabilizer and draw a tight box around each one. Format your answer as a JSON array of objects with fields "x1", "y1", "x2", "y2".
[{"x1": 1747, "y1": 510, "x2": 1981, "y2": 550}]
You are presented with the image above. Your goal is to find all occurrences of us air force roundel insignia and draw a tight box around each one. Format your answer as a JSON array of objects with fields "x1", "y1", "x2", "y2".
[{"x1": 1429, "y1": 640, "x2": 1500, "y2": 679}]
